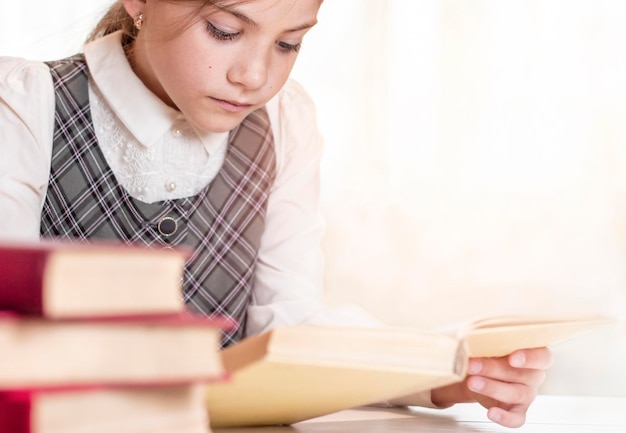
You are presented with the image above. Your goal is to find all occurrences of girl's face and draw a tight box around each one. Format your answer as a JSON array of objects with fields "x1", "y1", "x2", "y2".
[{"x1": 123, "y1": 0, "x2": 322, "y2": 133}]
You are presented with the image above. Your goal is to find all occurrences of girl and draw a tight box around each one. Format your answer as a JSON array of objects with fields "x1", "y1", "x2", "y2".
[{"x1": 0, "y1": 0, "x2": 551, "y2": 427}]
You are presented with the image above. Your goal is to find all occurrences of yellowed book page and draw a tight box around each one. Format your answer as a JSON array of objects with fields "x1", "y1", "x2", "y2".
[
  {"x1": 463, "y1": 315, "x2": 614, "y2": 358},
  {"x1": 47, "y1": 249, "x2": 186, "y2": 317},
  {"x1": 38, "y1": 385, "x2": 210, "y2": 433},
  {"x1": 206, "y1": 326, "x2": 465, "y2": 427},
  {"x1": 207, "y1": 362, "x2": 459, "y2": 427},
  {"x1": 0, "y1": 319, "x2": 223, "y2": 387}
]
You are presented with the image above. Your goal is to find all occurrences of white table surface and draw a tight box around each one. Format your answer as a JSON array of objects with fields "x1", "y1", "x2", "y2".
[{"x1": 214, "y1": 395, "x2": 626, "y2": 433}]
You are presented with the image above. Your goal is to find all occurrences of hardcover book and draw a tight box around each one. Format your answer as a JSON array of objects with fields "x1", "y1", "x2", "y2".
[
  {"x1": 0, "y1": 311, "x2": 233, "y2": 389},
  {"x1": 205, "y1": 314, "x2": 611, "y2": 427},
  {"x1": 0, "y1": 384, "x2": 212, "y2": 433},
  {"x1": 0, "y1": 239, "x2": 190, "y2": 318}
]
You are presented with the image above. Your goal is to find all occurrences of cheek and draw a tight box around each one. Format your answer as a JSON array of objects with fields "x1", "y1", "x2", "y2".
[
  {"x1": 147, "y1": 41, "x2": 185, "y2": 76},
  {"x1": 266, "y1": 61, "x2": 296, "y2": 94},
  {"x1": 161, "y1": 48, "x2": 210, "y2": 87}
]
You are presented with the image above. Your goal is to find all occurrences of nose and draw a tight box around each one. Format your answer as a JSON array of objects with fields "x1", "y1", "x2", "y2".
[{"x1": 227, "y1": 46, "x2": 269, "y2": 90}]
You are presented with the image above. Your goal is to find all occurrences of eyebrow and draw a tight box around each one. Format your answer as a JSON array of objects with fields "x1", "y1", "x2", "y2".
[{"x1": 213, "y1": 4, "x2": 317, "y2": 33}]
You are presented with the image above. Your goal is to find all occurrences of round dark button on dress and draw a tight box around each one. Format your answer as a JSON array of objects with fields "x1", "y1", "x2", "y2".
[{"x1": 158, "y1": 217, "x2": 178, "y2": 237}]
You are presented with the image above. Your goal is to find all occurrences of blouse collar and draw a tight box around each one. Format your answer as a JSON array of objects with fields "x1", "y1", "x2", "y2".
[{"x1": 84, "y1": 31, "x2": 226, "y2": 154}]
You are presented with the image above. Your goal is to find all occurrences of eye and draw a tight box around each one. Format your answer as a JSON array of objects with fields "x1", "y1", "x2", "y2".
[
  {"x1": 277, "y1": 40, "x2": 302, "y2": 54},
  {"x1": 206, "y1": 21, "x2": 239, "y2": 41}
]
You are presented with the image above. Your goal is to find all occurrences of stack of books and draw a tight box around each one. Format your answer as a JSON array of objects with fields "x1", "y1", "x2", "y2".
[{"x1": 0, "y1": 240, "x2": 230, "y2": 433}]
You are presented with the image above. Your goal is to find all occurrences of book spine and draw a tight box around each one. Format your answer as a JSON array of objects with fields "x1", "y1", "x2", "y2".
[
  {"x1": 0, "y1": 250, "x2": 45, "y2": 315},
  {"x1": 0, "y1": 393, "x2": 32, "y2": 433}
]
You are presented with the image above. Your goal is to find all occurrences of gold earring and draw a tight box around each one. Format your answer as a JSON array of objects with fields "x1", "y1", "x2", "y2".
[{"x1": 134, "y1": 13, "x2": 144, "y2": 30}]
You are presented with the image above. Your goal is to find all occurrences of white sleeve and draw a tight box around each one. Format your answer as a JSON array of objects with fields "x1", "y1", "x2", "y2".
[
  {"x1": 246, "y1": 80, "x2": 382, "y2": 336},
  {"x1": 0, "y1": 57, "x2": 55, "y2": 241}
]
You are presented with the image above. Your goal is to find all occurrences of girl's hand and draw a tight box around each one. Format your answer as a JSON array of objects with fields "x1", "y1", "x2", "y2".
[{"x1": 431, "y1": 347, "x2": 553, "y2": 428}]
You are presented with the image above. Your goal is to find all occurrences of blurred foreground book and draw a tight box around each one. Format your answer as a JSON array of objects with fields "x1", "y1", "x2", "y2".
[
  {"x1": 0, "y1": 384, "x2": 209, "y2": 433},
  {"x1": 0, "y1": 239, "x2": 229, "y2": 433},
  {"x1": 0, "y1": 311, "x2": 228, "y2": 388},
  {"x1": 0, "y1": 240, "x2": 189, "y2": 318}
]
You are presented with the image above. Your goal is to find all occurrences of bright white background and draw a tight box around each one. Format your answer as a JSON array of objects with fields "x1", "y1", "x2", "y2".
[{"x1": 2, "y1": 0, "x2": 625, "y2": 396}]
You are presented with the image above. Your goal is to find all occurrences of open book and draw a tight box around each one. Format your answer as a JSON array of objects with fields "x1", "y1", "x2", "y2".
[{"x1": 205, "y1": 314, "x2": 612, "y2": 427}]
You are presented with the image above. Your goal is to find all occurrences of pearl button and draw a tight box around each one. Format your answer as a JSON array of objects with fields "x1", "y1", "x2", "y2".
[
  {"x1": 173, "y1": 128, "x2": 183, "y2": 137},
  {"x1": 166, "y1": 182, "x2": 177, "y2": 192}
]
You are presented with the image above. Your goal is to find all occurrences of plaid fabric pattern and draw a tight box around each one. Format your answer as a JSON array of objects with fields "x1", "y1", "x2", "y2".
[{"x1": 42, "y1": 55, "x2": 276, "y2": 346}]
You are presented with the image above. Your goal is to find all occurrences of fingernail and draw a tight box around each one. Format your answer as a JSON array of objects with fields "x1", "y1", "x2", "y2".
[
  {"x1": 468, "y1": 378, "x2": 485, "y2": 392},
  {"x1": 468, "y1": 359, "x2": 483, "y2": 374},
  {"x1": 510, "y1": 352, "x2": 526, "y2": 368}
]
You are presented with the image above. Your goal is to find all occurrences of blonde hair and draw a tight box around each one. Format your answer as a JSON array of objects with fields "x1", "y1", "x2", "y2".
[
  {"x1": 86, "y1": 2, "x2": 137, "y2": 44},
  {"x1": 86, "y1": 0, "x2": 251, "y2": 45}
]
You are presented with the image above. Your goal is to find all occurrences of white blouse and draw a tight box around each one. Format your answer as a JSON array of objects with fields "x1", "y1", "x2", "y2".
[
  {"x1": 0, "y1": 31, "x2": 381, "y2": 336},
  {"x1": 0, "y1": 31, "x2": 436, "y2": 409}
]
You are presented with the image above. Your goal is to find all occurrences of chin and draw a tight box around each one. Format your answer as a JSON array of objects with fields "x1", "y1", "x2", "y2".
[
  {"x1": 216, "y1": 116, "x2": 252, "y2": 133},
  {"x1": 208, "y1": 124, "x2": 236, "y2": 134},
  {"x1": 195, "y1": 111, "x2": 252, "y2": 134},
  {"x1": 189, "y1": 118, "x2": 239, "y2": 134}
]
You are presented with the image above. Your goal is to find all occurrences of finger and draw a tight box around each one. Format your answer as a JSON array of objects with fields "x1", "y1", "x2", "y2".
[
  {"x1": 430, "y1": 380, "x2": 474, "y2": 407},
  {"x1": 487, "y1": 404, "x2": 527, "y2": 428},
  {"x1": 468, "y1": 358, "x2": 547, "y2": 388},
  {"x1": 468, "y1": 391, "x2": 501, "y2": 411},
  {"x1": 509, "y1": 347, "x2": 554, "y2": 370},
  {"x1": 466, "y1": 375, "x2": 537, "y2": 407}
]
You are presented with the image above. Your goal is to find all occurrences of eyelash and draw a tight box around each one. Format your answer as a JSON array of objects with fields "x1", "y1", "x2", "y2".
[
  {"x1": 206, "y1": 21, "x2": 302, "y2": 54},
  {"x1": 278, "y1": 41, "x2": 302, "y2": 54},
  {"x1": 206, "y1": 21, "x2": 239, "y2": 41}
]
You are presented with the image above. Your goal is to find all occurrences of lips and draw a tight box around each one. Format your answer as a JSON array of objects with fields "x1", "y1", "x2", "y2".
[{"x1": 211, "y1": 97, "x2": 252, "y2": 113}]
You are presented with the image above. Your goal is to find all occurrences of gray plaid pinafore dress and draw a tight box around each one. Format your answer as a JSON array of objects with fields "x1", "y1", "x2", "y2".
[{"x1": 41, "y1": 55, "x2": 276, "y2": 346}]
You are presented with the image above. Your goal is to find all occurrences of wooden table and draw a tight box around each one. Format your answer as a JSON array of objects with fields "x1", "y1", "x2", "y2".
[{"x1": 214, "y1": 395, "x2": 626, "y2": 432}]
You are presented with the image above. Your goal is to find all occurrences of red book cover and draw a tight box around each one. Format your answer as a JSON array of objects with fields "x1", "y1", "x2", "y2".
[
  {"x1": 0, "y1": 392, "x2": 30, "y2": 433},
  {"x1": 0, "y1": 239, "x2": 192, "y2": 318},
  {"x1": 0, "y1": 246, "x2": 48, "y2": 315},
  {"x1": 0, "y1": 383, "x2": 212, "y2": 433},
  {"x1": 0, "y1": 309, "x2": 236, "y2": 329},
  {"x1": 0, "y1": 311, "x2": 235, "y2": 390}
]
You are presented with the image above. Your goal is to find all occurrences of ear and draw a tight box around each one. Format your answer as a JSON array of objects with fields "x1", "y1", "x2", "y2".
[{"x1": 121, "y1": 0, "x2": 147, "y2": 19}]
